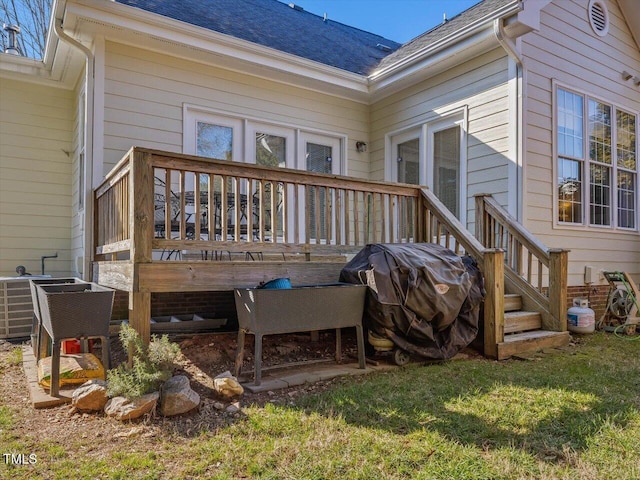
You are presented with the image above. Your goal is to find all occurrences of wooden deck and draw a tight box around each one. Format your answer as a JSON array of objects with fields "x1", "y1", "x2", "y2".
[{"x1": 93, "y1": 147, "x2": 569, "y2": 358}]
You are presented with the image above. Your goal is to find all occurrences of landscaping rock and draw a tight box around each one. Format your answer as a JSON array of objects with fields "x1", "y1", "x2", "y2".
[
  {"x1": 160, "y1": 375, "x2": 200, "y2": 416},
  {"x1": 104, "y1": 392, "x2": 159, "y2": 421},
  {"x1": 213, "y1": 371, "x2": 244, "y2": 399},
  {"x1": 72, "y1": 380, "x2": 108, "y2": 412}
]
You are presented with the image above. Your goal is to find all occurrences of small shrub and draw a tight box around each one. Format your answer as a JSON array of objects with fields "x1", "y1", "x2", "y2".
[
  {"x1": 107, "y1": 324, "x2": 181, "y2": 399},
  {"x1": 148, "y1": 334, "x2": 181, "y2": 372}
]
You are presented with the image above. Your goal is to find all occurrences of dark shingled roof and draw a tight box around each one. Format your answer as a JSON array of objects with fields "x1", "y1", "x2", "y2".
[
  {"x1": 115, "y1": 0, "x2": 402, "y2": 75},
  {"x1": 116, "y1": 0, "x2": 517, "y2": 76},
  {"x1": 375, "y1": 0, "x2": 516, "y2": 72}
]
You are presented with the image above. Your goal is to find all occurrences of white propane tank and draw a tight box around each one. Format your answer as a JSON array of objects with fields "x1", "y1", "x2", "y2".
[{"x1": 567, "y1": 297, "x2": 595, "y2": 334}]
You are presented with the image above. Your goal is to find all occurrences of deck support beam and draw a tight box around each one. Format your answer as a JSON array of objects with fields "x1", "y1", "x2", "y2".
[
  {"x1": 129, "y1": 291, "x2": 151, "y2": 346},
  {"x1": 483, "y1": 249, "x2": 504, "y2": 359},
  {"x1": 548, "y1": 249, "x2": 569, "y2": 332},
  {"x1": 129, "y1": 149, "x2": 154, "y2": 347}
]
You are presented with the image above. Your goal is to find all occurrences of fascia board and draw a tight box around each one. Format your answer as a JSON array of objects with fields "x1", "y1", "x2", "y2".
[
  {"x1": 369, "y1": 1, "x2": 522, "y2": 83},
  {"x1": 0, "y1": 53, "x2": 68, "y2": 88},
  {"x1": 369, "y1": 27, "x2": 498, "y2": 102},
  {"x1": 0, "y1": 0, "x2": 80, "y2": 89},
  {"x1": 65, "y1": 0, "x2": 369, "y2": 99}
]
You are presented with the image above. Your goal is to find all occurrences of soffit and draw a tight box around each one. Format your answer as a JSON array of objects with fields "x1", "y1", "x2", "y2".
[{"x1": 617, "y1": 0, "x2": 640, "y2": 51}]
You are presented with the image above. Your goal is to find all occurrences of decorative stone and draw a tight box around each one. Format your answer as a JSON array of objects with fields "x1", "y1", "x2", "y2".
[
  {"x1": 104, "y1": 392, "x2": 159, "y2": 421},
  {"x1": 213, "y1": 371, "x2": 244, "y2": 399},
  {"x1": 72, "y1": 380, "x2": 108, "y2": 412},
  {"x1": 225, "y1": 401, "x2": 241, "y2": 414},
  {"x1": 159, "y1": 375, "x2": 200, "y2": 416}
]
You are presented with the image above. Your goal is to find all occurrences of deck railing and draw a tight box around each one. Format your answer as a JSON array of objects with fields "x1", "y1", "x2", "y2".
[
  {"x1": 94, "y1": 148, "x2": 568, "y2": 358},
  {"x1": 94, "y1": 155, "x2": 131, "y2": 256},
  {"x1": 94, "y1": 148, "x2": 423, "y2": 261}
]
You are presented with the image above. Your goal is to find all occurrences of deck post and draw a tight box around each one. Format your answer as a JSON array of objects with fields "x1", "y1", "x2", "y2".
[
  {"x1": 483, "y1": 248, "x2": 504, "y2": 359},
  {"x1": 474, "y1": 194, "x2": 489, "y2": 246},
  {"x1": 129, "y1": 148, "x2": 154, "y2": 345},
  {"x1": 548, "y1": 249, "x2": 569, "y2": 332}
]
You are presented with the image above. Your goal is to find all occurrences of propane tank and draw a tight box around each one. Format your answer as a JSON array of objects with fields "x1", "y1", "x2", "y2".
[{"x1": 567, "y1": 297, "x2": 595, "y2": 334}]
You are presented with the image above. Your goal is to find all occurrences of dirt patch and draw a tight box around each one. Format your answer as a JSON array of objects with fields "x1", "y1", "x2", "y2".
[
  {"x1": 0, "y1": 330, "x2": 367, "y2": 445},
  {"x1": 0, "y1": 331, "x2": 485, "y2": 478}
]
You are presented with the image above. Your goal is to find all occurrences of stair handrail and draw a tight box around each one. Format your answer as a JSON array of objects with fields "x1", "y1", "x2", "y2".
[
  {"x1": 419, "y1": 188, "x2": 485, "y2": 260},
  {"x1": 419, "y1": 188, "x2": 506, "y2": 358},
  {"x1": 475, "y1": 193, "x2": 568, "y2": 333}
]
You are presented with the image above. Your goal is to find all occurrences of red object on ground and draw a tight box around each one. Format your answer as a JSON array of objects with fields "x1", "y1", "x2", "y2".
[{"x1": 62, "y1": 339, "x2": 94, "y2": 354}]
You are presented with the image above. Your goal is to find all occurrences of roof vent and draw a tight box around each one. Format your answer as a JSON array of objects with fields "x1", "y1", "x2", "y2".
[
  {"x1": 288, "y1": 3, "x2": 303, "y2": 11},
  {"x1": 3, "y1": 24, "x2": 21, "y2": 55},
  {"x1": 588, "y1": 0, "x2": 609, "y2": 37},
  {"x1": 376, "y1": 43, "x2": 392, "y2": 52}
]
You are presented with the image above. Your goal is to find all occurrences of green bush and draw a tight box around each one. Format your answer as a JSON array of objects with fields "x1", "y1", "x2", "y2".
[{"x1": 107, "y1": 324, "x2": 181, "y2": 399}]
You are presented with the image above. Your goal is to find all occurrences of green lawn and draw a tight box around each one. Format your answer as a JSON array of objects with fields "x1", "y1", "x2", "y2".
[{"x1": 2, "y1": 332, "x2": 639, "y2": 479}]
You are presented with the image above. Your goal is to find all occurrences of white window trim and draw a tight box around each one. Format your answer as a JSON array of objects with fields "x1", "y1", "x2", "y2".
[
  {"x1": 552, "y1": 81, "x2": 639, "y2": 233},
  {"x1": 298, "y1": 131, "x2": 342, "y2": 175},
  {"x1": 183, "y1": 109, "x2": 243, "y2": 160},
  {"x1": 183, "y1": 104, "x2": 347, "y2": 174},
  {"x1": 248, "y1": 122, "x2": 296, "y2": 169},
  {"x1": 426, "y1": 114, "x2": 468, "y2": 226},
  {"x1": 384, "y1": 107, "x2": 468, "y2": 224},
  {"x1": 387, "y1": 127, "x2": 423, "y2": 184}
]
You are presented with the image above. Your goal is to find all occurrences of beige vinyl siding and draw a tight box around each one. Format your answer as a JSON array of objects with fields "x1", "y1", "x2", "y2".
[
  {"x1": 522, "y1": 0, "x2": 640, "y2": 285},
  {"x1": 0, "y1": 78, "x2": 74, "y2": 276},
  {"x1": 102, "y1": 41, "x2": 370, "y2": 178},
  {"x1": 370, "y1": 47, "x2": 511, "y2": 229}
]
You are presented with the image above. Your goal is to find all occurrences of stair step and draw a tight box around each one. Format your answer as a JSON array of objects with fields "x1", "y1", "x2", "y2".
[
  {"x1": 497, "y1": 330, "x2": 571, "y2": 360},
  {"x1": 504, "y1": 294, "x2": 522, "y2": 312},
  {"x1": 504, "y1": 311, "x2": 542, "y2": 334}
]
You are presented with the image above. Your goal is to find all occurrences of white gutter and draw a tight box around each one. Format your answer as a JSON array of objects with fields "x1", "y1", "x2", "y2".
[
  {"x1": 494, "y1": 17, "x2": 525, "y2": 222},
  {"x1": 65, "y1": 0, "x2": 369, "y2": 100},
  {"x1": 53, "y1": 16, "x2": 94, "y2": 280}
]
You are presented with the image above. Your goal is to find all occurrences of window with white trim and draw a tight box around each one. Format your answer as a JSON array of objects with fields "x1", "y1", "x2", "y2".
[
  {"x1": 184, "y1": 108, "x2": 343, "y2": 173},
  {"x1": 556, "y1": 87, "x2": 637, "y2": 230},
  {"x1": 387, "y1": 111, "x2": 467, "y2": 223}
]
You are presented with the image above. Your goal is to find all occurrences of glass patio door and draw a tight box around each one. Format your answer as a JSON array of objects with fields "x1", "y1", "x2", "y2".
[{"x1": 299, "y1": 133, "x2": 341, "y2": 243}]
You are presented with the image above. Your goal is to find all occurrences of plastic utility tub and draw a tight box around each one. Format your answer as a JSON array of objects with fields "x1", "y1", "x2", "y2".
[
  {"x1": 34, "y1": 282, "x2": 114, "y2": 396},
  {"x1": 29, "y1": 278, "x2": 87, "y2": 358},
  {"x1": 234, "y1": 283, "x2": 367, "y2": 385},
  {"x1": 35, "y1": 282, "x2": 114, "y2": 340}
]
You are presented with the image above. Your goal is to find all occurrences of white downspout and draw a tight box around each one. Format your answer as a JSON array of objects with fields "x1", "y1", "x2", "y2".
[
  {"x1": 53, "y1": 18, "x2": 94, "y2": 281},
  {"x1": 494, "y1": 18, "x2": 525, "y2": 222}
]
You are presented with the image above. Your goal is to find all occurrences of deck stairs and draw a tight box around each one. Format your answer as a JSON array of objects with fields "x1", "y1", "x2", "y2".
[{"x1": 499, "y1": 293, "x2": 571, "y2": 360}]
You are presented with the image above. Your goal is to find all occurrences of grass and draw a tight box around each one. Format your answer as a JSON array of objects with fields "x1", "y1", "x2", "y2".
[{"x1": 1, "y1": 333, "x2": 640, "y2": 479}]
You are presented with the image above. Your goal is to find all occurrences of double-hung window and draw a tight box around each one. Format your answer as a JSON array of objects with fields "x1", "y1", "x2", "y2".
[{"x1": 556, "y1": 87, "x2": 637, "y2": 230}]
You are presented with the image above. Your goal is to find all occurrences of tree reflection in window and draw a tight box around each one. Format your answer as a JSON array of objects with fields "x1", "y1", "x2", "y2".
[{"x1": 558, "y1": 157, "x2": 582, "y2": 223}]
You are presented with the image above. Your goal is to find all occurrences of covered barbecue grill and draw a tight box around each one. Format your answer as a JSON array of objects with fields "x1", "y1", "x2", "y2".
[{"x1": 340, "y1": 243, "x2": 484, "y2": 360}]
